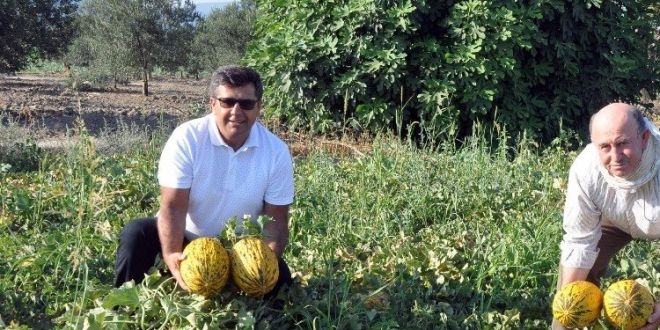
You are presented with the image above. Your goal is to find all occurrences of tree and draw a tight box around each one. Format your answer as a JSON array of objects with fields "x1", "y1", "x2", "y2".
[
  {"x1": 69, "y1": 0, "x2": 200, "y2": 95},
  {"x1": 0, "y1": 0, "x2": 80, "y2": 73},
  {"x1": 245, "y1": 0, "x2": 659, "y2": 144},
  {"x1": 65, "y1": 31, "x2": 134, "y2": 88},
  {"x1": 64, "y1": 6, "x2": 133, "y2": 88},
  {"x1": 158, "y1": 0, "x2": 201, "y2": 76},
  {"x1": 190, "y1": 0, "x2": 256, "y2": 73}
]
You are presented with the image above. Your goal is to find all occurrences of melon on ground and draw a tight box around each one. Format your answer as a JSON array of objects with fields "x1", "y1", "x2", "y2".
[
  {"x1": 179, "y1": 237, "x2": 230, "y2": 298},
  {"x1": 603, "y1": 279, "x2": 655, "y2": 330},
  {"x1": 230, "y1": 237, "x2": 279, "y2": 296},
  {"x1": 552, "y1": 280, "x2": 603, "y2": 328}
]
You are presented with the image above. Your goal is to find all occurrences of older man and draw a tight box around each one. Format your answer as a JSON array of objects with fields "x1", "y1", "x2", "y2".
[{"x1": 554, "y1": 103, "x2": 660, "y2": 329}]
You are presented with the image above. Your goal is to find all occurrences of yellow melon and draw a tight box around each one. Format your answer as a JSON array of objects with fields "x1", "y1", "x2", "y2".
[
  {"x1": 179, "y1": 237, "x2": 230, "y2": 298},
  {"x1": 552, "y1": 280, "x2": 603, "y2": 328},
  {"x1": 603, "y1": 279, "x2": 655, "y2": 330},
  {"x1": 230, "y1": 237, "x2": 279, "y2": 296}
]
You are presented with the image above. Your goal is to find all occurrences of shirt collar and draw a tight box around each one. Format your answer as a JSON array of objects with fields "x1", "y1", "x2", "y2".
[{"x1": 207, "y1": 114, "x2": 260, "y2": 151}]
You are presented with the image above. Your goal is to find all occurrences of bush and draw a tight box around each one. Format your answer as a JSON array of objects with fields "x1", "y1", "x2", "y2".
[
  {"x1": 245, "y1": 0, "x2": 659, "y2": 144},
  {"x1": 0, "y1": 140, "x2": 43, "y2": 173},
  {"x1": 0, "y1": 115, "x2": 44, "y2": 172}
]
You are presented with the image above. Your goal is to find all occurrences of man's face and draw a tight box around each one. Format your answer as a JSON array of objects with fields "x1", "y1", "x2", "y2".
[
  {"x1": 210, "y1": 83, "x2": 261, "y2": 150},
  {"x1": 591, "y1": 116, "x2": 649, "y2": 177}
]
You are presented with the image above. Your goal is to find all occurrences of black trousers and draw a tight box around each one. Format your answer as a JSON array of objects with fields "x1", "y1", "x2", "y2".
[{"x1": 115, "y1": 217, "x2": 292, "y2": 298}]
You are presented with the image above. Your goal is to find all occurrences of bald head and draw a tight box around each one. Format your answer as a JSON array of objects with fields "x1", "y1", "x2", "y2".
[
  {"x1": 590, "y1": 103, "x2": 645, "y2": 139},
  {"x1": 589, "y1": 103, "x2": 651, "y2": 177}
]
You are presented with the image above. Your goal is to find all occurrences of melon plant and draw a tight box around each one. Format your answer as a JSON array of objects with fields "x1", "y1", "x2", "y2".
[
  {"x1": 230, "y1": 237, "x2": 279, "y2": 296},
  {"x1": 603, "y1": 279, "x2": 655, "y2": 330},
  {"x1": 179, "y1": 237, "x2": 230, "y2": 298},
  {"x1": 552, "y1": 280, "x2": 603, "y2": 328}
]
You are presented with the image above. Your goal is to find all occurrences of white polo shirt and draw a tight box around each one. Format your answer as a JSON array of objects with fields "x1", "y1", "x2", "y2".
[{"x1": 157, "y1": 114, "x2": 294, "y2": 239}]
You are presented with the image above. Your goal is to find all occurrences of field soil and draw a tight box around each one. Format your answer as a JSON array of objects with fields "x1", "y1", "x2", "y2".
[
  {"x1": 0, "y1": 73, "x2": 208, "y2": 140},
  {"x1": 10, "y1": 73, "x2": 656, "y2": 158}
]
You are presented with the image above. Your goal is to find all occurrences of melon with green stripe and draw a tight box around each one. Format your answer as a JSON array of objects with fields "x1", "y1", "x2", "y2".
[
  {"x1": 603, "y1": 279, "x2": 655, "y2": 330},
  {"x1": 230, "y1": 237, "x2": 279, "y2": 296},
  {"x1": 552, "y1": 280, "x2": 603, "y2": 328},
  {"x1": 180, "y1": 237, "x2": 230, "y2": 298}
]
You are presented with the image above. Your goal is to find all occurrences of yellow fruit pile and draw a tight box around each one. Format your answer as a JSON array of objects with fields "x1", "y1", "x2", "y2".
[
  {"x1": 179, "y1": 236, "x2": 279, "y2": 298},
  {"x1": 552, "y1": 279, "x2": 655, "y2": 330}
]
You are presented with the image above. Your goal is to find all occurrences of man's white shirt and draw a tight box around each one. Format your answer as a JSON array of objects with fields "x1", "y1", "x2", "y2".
[{"x1": 157, "y1": 114, "x2": 294, "y2": 238}]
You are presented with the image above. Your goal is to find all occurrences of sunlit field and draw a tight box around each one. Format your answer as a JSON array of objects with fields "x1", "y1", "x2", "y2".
[
  {"x1": 2, "y1": 115, "x2": 660, "y2": 330},
  {"x1": 3, "y1": 0, "x2": 660, "y2": 327}
]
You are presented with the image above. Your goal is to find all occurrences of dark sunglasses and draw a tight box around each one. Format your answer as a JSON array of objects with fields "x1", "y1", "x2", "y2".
[{"x1": 214, "y1": 97, "x2": 259, "y2": 110}]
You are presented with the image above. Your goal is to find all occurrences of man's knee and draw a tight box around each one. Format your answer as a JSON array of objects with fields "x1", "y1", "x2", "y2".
[
  {"x1": 277, "y1": 257, "x2": 293, "y2": 286},
  {"x1": 115, "y1": 217, "x2": 160, "y2": 286},
  {"x1": 119, "y1": 217, "x2": 158, "y2": 245}
]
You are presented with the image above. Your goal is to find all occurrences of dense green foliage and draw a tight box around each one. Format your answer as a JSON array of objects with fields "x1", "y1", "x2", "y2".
[
  {"x1": 7, "y1": 0, "x2": 658, "y2": 142},
  {"x1": 2, "y1": 121, "x2": 660, "y2": 329},
  {"x1": 0, "y1": 0, "x2": 80, "y2": 73},
  {"x1": 246, "y1": 0, "x2": 659, "y2": 142}
]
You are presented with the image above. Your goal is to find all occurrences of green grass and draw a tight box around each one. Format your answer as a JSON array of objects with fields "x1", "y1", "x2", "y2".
[
  {"x1": 22, "y1": 60, "x2": 68, "y2": 75},
  {"x1": 1, "y1": 118, "x2": 660, "y2": 329}
]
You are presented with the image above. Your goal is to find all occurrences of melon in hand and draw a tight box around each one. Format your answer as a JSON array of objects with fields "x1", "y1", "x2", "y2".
[
  {"x1": 552, "y1": 280, "x2": 603, "y2": 328},
  {"x1": 180, "y1": 237, "x2": 231, "y2": 298},
  {"x1": 230, "y1": 237, "x2": 279, "y2": 297},
  {"x1": 603, "y1": 279, "x2": 655, "y2": 330}
]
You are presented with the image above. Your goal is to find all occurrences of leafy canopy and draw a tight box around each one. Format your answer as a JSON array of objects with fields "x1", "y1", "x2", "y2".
[
  {"x1": 190, "y1": 0, "x2": 256, "y2": 73},
  {"x1": 245, "y1": 0, "x2": 659, "y2": 144},
  {"x1": 0, "y1": 0, "x2": 80, "y2": 73}
]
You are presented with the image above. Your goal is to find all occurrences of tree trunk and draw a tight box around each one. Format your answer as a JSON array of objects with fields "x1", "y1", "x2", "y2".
[
  {"x1": 63, "y1": 64, "x2": 72, "y2": 78},
  {"x1": 142, "y1": 68, "x2": 149, "y2": 96}
]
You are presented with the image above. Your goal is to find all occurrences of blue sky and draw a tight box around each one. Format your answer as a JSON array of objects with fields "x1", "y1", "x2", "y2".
[
  {"x1": 191, "y1": 0, "x2": 233, "y2": 16},
  {"x1": 191, "y1": 0, "x2": 233, "y2": 3}
]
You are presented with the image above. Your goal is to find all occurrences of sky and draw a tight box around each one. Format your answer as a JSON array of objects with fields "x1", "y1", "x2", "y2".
[
  {"x1": 190, "y1": 0, "x2": 233, "y2": 16},
  {"x1": 191, "y1": 0, "x2": 233, "y2": 4}
]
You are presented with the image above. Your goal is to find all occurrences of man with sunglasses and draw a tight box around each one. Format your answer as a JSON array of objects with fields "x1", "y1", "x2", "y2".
[
  {"x1": 553, "y1": 103, "x2": 660, "y2": 329},
  {"x1": 114, "y1": 65, "x2": 295, "y2": 299}
]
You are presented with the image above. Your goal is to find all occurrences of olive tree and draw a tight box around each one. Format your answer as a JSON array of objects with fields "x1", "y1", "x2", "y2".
[
  {"x1": 190, "y1": 0, "x2": 256, "y2": 74},
  {"x1": 68, "y1": 0, "x2": 199, "y2": 95}
]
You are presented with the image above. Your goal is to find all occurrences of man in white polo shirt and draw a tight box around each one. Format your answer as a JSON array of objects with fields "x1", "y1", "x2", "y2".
[
  {"x1": 114, "y1": 65, "x2": 295, "y2": 298},
  {"x1": 553, "y1": 103, "x2": 660, "y2": 329}
]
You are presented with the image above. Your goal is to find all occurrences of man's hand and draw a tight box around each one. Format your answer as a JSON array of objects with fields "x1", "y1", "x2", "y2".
[
  {"x1": 163, "y1": 251, "x2": 189, "y2": 291},
  {"x1": 636, "y1": 300, "x2": 660, "y2": 330}
]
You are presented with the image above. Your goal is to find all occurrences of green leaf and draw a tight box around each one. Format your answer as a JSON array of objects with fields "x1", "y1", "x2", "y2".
[{"x1": 101, "y1": 283, "x2": 140, "y2": 309}]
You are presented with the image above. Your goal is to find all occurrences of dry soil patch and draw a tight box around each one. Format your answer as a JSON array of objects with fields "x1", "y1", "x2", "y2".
[{"x1": 0, "y1": 73, "x2": 208, "y2": 140}]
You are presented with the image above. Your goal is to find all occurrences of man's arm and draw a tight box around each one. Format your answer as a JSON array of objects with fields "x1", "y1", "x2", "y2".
[
  {"x1": 157, "y1": 186, "x2": 190, "y2": 291},
  {"x1": 262, "y1": 202, "x2": 290, "y2": 257},
  {"x1": 558, "y1": 153, "x2": 601, "y2": 289},
  {"x1": 558, "y1": 265, "x2": 590, "y2": 288}
]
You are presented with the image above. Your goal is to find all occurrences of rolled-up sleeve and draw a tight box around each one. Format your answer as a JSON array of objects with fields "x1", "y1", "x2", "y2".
[{"x1": 560, "y1": 158, "x2": 602, "y2": 269}]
